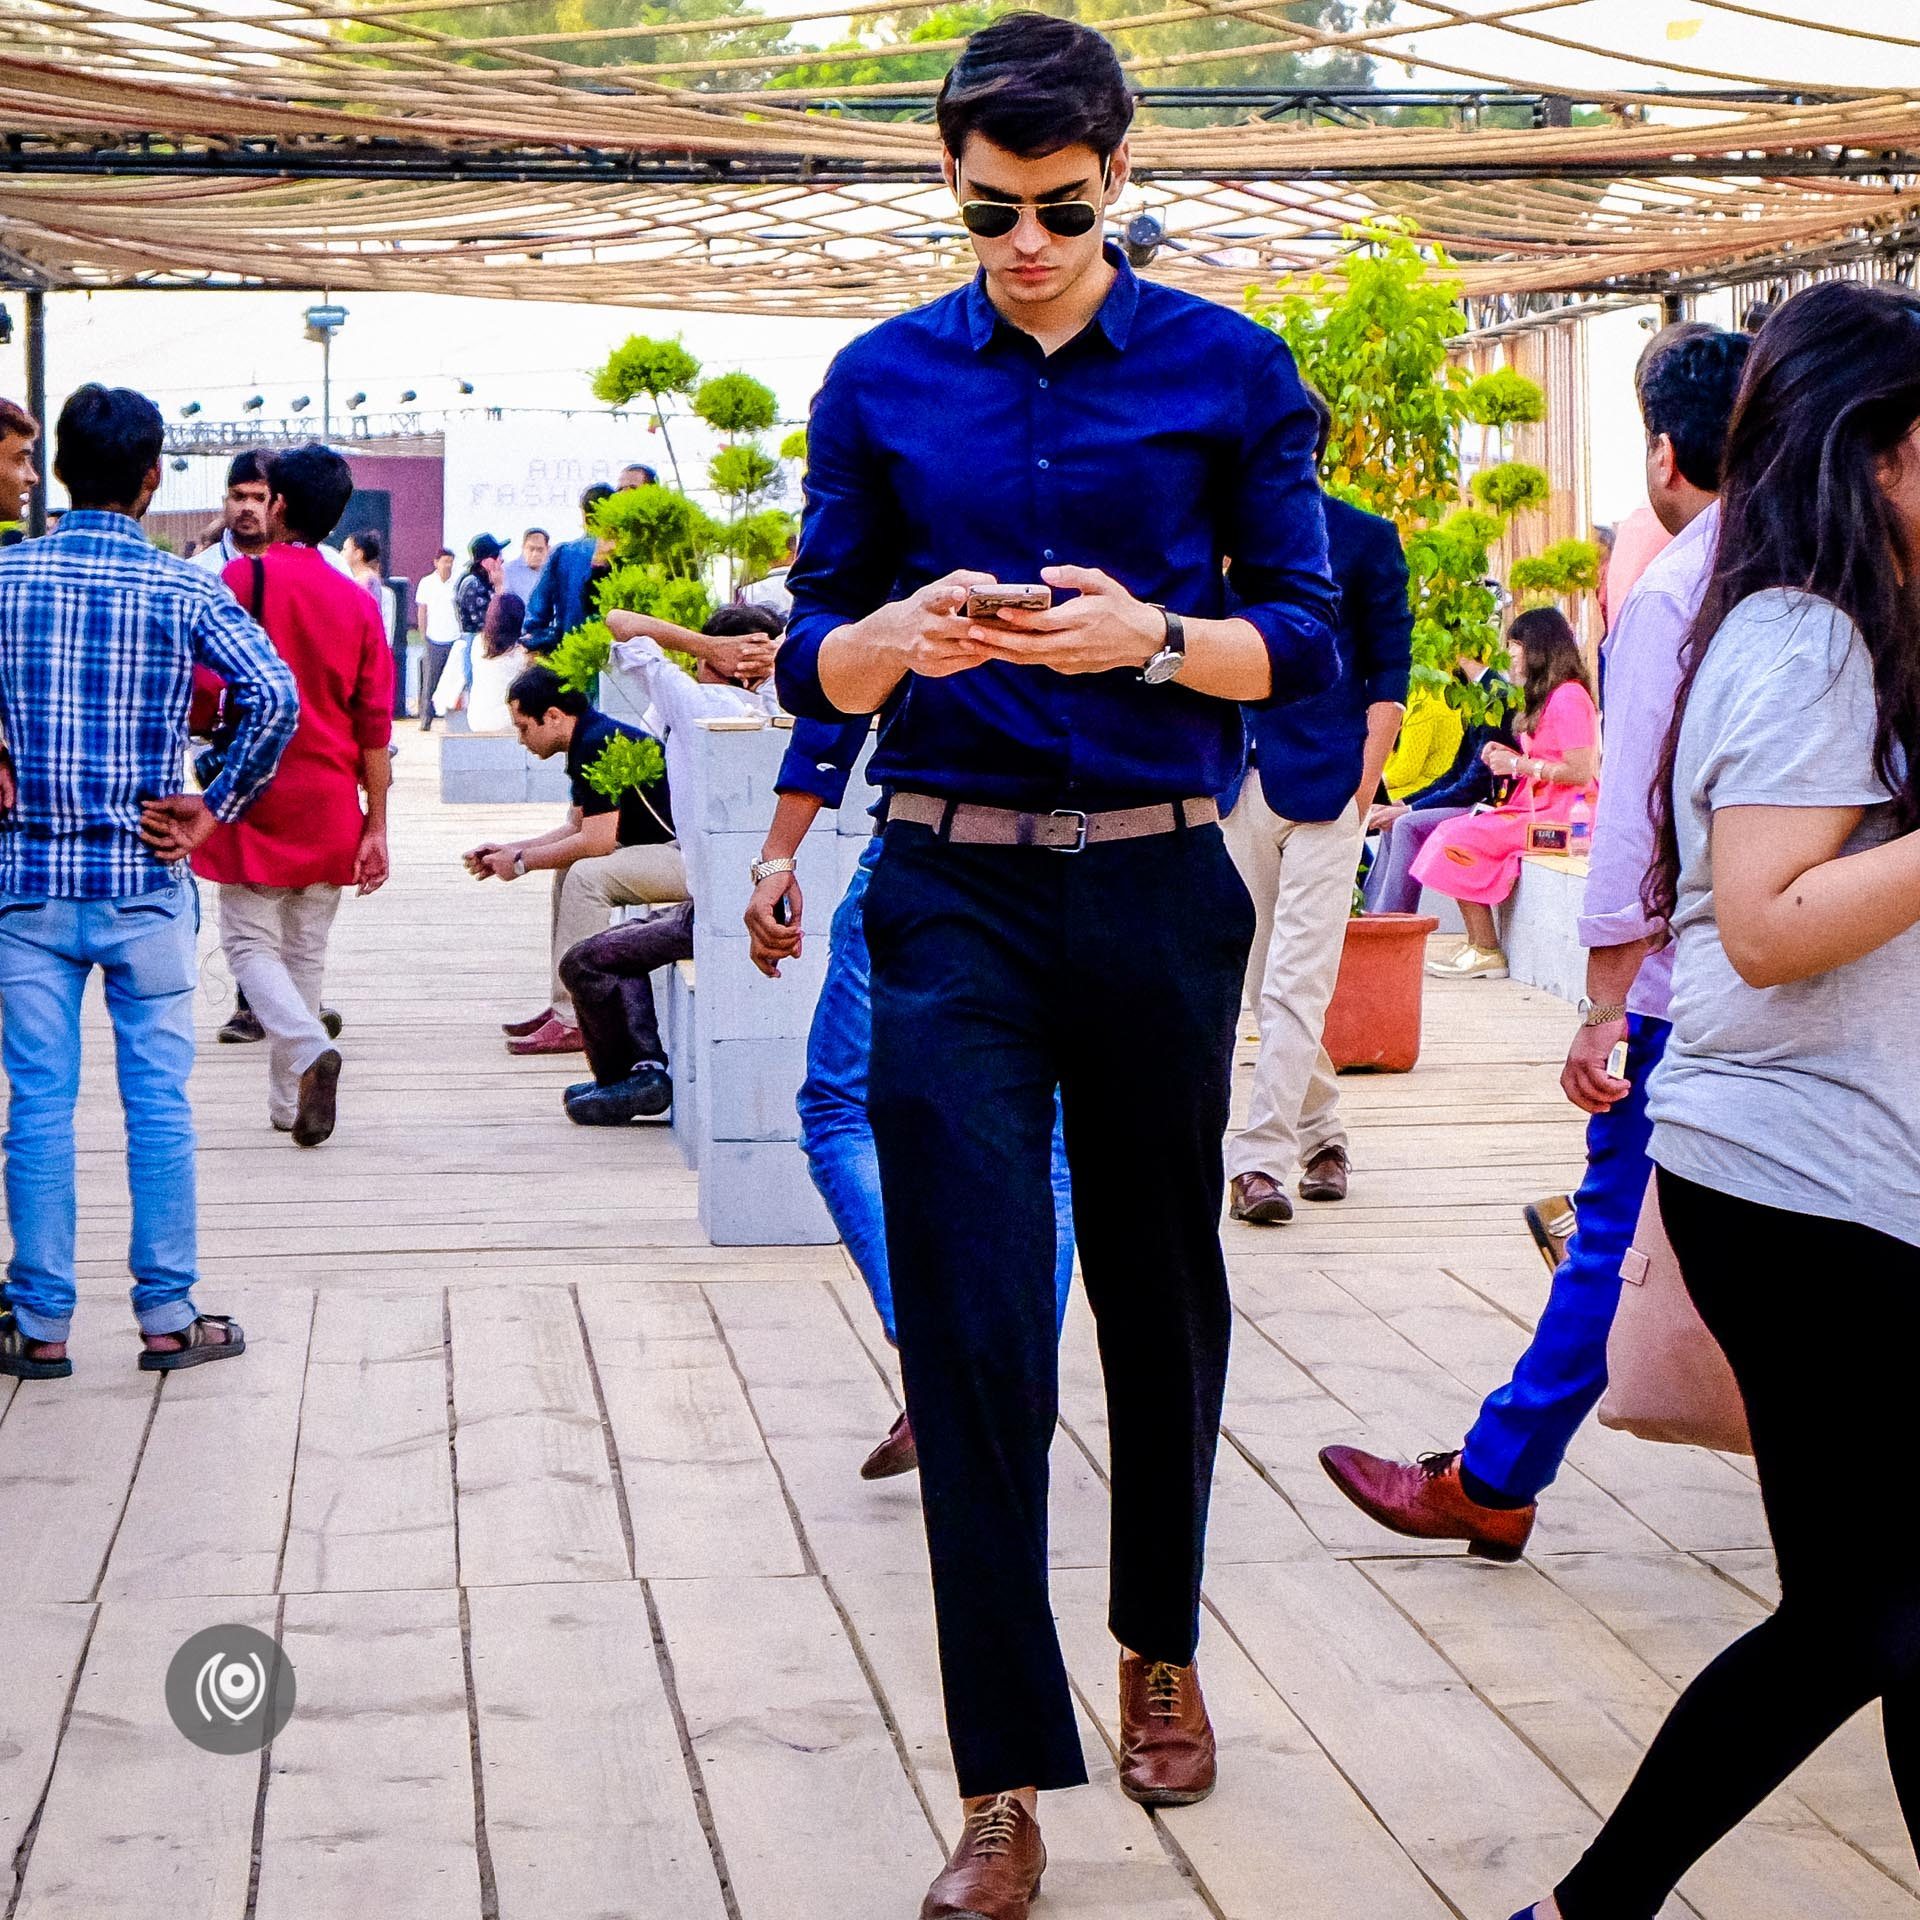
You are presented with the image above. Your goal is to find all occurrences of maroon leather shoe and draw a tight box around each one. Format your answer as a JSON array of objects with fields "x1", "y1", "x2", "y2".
[
  {"x1": 860, "y1": 1411, "x2": 919, "y2": 1481},
  {"x1": 501, "y1": 1009, "x2": 554, "y2": 1037},
  {"x1": 1118, "y1": 1654, "x2": 1217, "y2": 1807},
  {"x1": 1229, "y1": 1171, "x2": 1293, "y2": 1225},
  {"x1": 1298, "y1": 1144, "x2": 1350, "y2": 1202},
  {"x1": 506, "y1": 1017, "x2": 584, "y2": 1056},
  {"x1": 1318, "y1": 1446, "x2": 1535, "y2": 1561},
  {"x1": 920, "y1": 1795, "x2": 1045, "y2": 1920}
]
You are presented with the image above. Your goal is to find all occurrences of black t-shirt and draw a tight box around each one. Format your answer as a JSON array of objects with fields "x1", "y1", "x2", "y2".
[{"x1": 565, "y1": 709, "x2": 675, "y2": 848}]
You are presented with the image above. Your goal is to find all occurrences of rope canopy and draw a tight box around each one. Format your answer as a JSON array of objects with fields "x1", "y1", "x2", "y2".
[{"x1": 0, "y1": 2, "x2": 1915, "y2": 313}]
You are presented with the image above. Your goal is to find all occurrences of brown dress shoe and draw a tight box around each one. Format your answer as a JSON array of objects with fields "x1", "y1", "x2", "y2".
[
  {"x1": 920, "y1": 1794, "x2": 1046, "y2": 1920},
  {"x1": 501, "y1": 1009, "x2": 554, "y2": 1037},
  {"x1": 1229, "y1": 1171, "x2": 1293, "y2": 1225},
  {"x1": 1318, "y1": 1446, "x2": 1534, "y2": 1562},
  {"x1": 860, "y1": 1410, "x2": 919, "y2": 1481},
  {"x1": 1117, "y1": 1654, "x2": 1217, "y2": 1807},
  {"x1": 291, "y1": 1049, "x2": 341, "y2": 1148},
  {"x1": 1298, "y1": 1144, "x2": 1350, "y2": 1202}
]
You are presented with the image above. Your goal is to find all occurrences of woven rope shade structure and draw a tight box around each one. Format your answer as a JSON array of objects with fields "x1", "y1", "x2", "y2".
[{"x1": 1, "y1": 2, "x2": 1917, "y2": 312}]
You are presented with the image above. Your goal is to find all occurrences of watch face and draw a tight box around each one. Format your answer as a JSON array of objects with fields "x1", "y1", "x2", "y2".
[{"x1": 1142, "y1": 648, "x2": 1182, "y2": 686}]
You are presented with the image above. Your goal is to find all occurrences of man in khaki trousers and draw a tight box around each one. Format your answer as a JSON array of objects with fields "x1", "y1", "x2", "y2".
[{"x1": 1225, "y1": 403, "x2": 1411, "y2": 1224}]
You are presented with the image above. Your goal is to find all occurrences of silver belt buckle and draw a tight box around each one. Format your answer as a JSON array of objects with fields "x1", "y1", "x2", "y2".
[{"x1": 1048, "y1": 808, "x2": 1089, "y2": 853}]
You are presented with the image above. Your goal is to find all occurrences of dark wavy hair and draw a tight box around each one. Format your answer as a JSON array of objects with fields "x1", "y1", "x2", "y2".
[
  {"x1": 1508, "y1": 605, "x2": 1591, "y2": 731},
  {"x1": 1644, "y1": 279, "x2": 1920, "y2": 923}
]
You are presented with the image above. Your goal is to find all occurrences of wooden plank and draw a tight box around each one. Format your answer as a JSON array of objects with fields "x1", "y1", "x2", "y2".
[
  {"x1": 576, "y1": 1279, "x2": 805, "y2": 1579},
  {"x1": 15, "y1": 1597, "x2": 269, "y2": 1920},
  {"x1": 1050, "y1": 1566, "x2": 1456, "y2": 1920},
  {"x1": 1202, "y1": 1557, "x2": 1597, "y2": 1916},
  {"x1": 446, "y1": 1285, "x2": 630, "y2": 1588},
  {"x1": 651, "y1": 1573, "x2": 939, "y2": 1920},
  {"x1": 0, "y1": 1602, "x2": 93, "y2": 1869},
  {"x1": 281, "y1": 1287, "x2": 457, "y2": 1594},
  {"x1": 467, "y1": 1581, "x2": 729, "y2": 1920},
  {"x1": 100, "y1": 1286, "x2": 313, "y2": 1600},
  {"x1": 255, "y1": 1589, "x2": 481, "y2": 1920},
  {"x1": 1372, "y1": 1553, "x2": 1919, "y2": 1917},
  {"x1": 0, "y1": 1317, "x2": 156, "y2": 1602}
]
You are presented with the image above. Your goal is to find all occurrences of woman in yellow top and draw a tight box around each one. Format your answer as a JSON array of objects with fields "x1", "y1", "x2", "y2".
[{"x1": 1381, "y1": 684, "x2": 1464, "y2": 801}]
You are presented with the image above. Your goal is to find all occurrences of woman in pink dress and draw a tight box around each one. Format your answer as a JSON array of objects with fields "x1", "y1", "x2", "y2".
[{"x1": 1413, "y1": 606, "x2": 1599, "y2": 978}]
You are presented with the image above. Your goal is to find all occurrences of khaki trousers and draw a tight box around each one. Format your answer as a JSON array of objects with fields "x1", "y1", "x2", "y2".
[
  {"x1": 1222, "y1": 783, "x2": 1364, "y2": 1182},
  {"x1": 549, "y1": 843, "x2": 688, "y2": 1023},
  {"x1": 218, "y1": 882, "x2": 342, "y2": 1129}
]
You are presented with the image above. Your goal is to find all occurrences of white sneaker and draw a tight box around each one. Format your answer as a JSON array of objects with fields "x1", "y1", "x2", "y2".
[{"x1": 1425, "y1": 943, "x2": 1509, "y2": 980}]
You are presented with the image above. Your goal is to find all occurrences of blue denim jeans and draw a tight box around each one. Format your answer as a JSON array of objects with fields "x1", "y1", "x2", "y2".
[
  {"x1": 0, "y1": 877, "x2": 203, "y2": 1341},
  {"x1": 1462, "y1": 1013, "x2": 1671, "y2": 1503},
  {"x1": 799, "y1": 838, "x2": 1075, "y2": 1346}
]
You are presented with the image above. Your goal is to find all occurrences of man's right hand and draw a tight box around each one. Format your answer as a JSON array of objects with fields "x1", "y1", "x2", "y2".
[
  {"x1": 139, "y1": 793, "x2": 216, "y2": 863},
  {"x1": 874, "y1": 572, "x2": 1006, "y2": 680},
  {"x1": 707, "y1": 635, "x2": 778, "y2": 687},
  {"x1": 1562, "y1": 1017, "x2": 1631, "y2": 1115},
  {"x1": 463, "y1": 842, "x2": 503, "y2": 878},
  {"x1": 746, "y1": 871, "x2": 804, "y2": 978}
]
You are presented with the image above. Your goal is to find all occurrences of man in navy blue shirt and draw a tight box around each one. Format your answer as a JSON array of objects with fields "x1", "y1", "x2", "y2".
[
  {"x1": 776, "y1": 18, "x2": 1337, "y2": 1916},
  {"x1": 1223, "y1": 391, "x2": 1412, "y2": 1225},
  {"x1": 522, "y1": 481, "x2": 614, "y2": 651}
]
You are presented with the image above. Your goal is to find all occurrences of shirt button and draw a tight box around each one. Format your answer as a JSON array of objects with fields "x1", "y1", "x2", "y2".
[
  {"x1": 1037, "y1": 458, "x2": 1050, "y2": 470},
  {"x1": 1038, "y1": 377, "x2": 1049, "y2": 389},
  {"x1": 1043, "y1": 549, "x2": 1055, "y2": 562}
]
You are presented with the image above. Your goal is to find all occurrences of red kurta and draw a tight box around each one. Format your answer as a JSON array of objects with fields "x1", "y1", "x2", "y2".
[{"x1": 194, "y1": 545, "x2": 394, "y2": 889}]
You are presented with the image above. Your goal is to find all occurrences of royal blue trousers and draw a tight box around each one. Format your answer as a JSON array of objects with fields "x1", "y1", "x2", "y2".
[{"x1": 1461, "y1": 1013, "x2": 1670, "y2": 1504}]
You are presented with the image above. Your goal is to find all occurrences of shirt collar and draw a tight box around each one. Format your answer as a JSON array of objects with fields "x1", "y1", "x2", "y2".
[
  {"x1": 963, "y1": 243, "x2": 1140, "y2": 354},
  {"x1": 58, "y1": 509, "x2": 148, "y2": 539}
]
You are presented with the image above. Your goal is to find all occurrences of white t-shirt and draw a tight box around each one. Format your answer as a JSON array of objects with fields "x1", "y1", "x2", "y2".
[
  {"x1": 466, "y1": 644, "x2": 527, "y2": 734},
  {"x1": 1649, "y1": 589, "x2": 1918, "y2": 1245},
  {"x1": 415, "y1": 571, "x2": 461, "y2": 646}
]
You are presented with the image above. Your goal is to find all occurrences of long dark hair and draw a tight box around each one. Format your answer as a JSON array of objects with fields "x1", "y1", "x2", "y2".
[
  {"x1": 1508, "y1": 605, "x2": 1591, "y2": 732},
  {"x1": 481, "y1": 592, "x2": 525, "y2": 658},
  {"x1": 1644, "y1": 280, "x2": 1920, "y2": 922}
]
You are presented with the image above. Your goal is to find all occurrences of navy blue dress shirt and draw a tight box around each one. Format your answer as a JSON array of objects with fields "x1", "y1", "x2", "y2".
[
  {"x1": 777, "y1": 248, "x2": 1339, "y2": 811},
  {"x1": 524, "y1": 535, "x2": 603, "y2": 649},
  {"x1": 776, "y1": 716, "x2": 873, "y2": 811},
  {"x1": 1231, "y1": 495, "x2": 1412, "y2": 824}
]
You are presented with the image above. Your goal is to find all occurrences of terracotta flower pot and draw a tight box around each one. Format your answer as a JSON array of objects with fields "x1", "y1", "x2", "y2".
[{"x1": 1322, "y1": 912, "x2": 1440, "y2": 1073}]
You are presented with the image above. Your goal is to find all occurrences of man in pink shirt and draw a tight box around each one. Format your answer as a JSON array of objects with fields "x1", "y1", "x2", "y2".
[
  {"x1": 194, "y1": 445, "x2": 393, "y2": 1147},
  {"x1": 1321, "y1": 327, "x2": 1752, "y2": 1559}
]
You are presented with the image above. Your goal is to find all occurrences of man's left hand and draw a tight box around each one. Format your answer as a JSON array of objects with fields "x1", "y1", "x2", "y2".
[
  {"x1": 139, "y1": 793, "x2": 216, "y2": 863},
  {"x1": 707, "y1": 636, "x2": 778, "y2": 687},
  {"x1": 355, "y1": 828, "x2": 390, "y2": 896},
  {"x1": 978, "y1": 566, "x2": 1163, "y2": 675},
  {"x1": 483, "y1": 848, "x2": 520, "y2": 882}
]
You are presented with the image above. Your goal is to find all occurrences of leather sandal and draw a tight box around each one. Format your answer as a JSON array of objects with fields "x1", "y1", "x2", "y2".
[
  {"x1": 138, "y1": 1315, "x2": 246, "y2": 1373},
  {"x1": 0, "y1": 1307, "x2": 72, "y2": 1380}
]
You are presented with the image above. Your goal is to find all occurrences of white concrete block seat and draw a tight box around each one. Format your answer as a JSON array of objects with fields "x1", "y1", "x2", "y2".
[
  {"x1": 437, "y1": 730, "x2": 571, "y2": 805},
  {"x1": 1419, "y1": 851, "x2": 1589, "y2": 1005}
]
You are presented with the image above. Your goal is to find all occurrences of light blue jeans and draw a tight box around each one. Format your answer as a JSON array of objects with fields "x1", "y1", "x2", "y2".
[
  {"x1": 0, "y1": 878, "x2": 204, "y2": 1341},
  {"x1": 799, "y1": 838, "x2": 1075, "y2": 1346}
]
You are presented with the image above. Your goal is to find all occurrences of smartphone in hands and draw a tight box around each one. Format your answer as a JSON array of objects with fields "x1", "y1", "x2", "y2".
[{"x1": 964, "y1": 584, "x2": 1052, "y2": 620}]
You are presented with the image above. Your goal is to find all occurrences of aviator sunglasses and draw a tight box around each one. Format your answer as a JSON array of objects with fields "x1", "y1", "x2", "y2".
[{"x1": 956, "y1": 161, "x2": 1110, "y2": 240}]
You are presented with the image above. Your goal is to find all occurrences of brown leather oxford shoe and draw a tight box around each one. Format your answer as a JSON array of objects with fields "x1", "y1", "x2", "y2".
[
  {"x1": 1118, "y1": 1654, "x2": 1217, "y2": 1807},
  {"x1": 1318, "y1": 1445, "x2": 1535, "y2": 1561},
  {"x1": 920, "y1": 1794, "x2": 1045, "y2": 1920},
  {"x1": 1298, "y1": 1144, "x2": 1350, "y2": 1202},
  {"x1": 1229, "y1": 1171, "x2": 1293, "y2": 1225},
  {"x1": 860, "y1": 1410, "x2": 919, "y2": 1481}
]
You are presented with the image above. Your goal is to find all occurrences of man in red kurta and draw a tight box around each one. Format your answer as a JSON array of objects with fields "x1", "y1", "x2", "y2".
[{"x1": 193, "y1": 445, "x2": 393, "y2": 1145}]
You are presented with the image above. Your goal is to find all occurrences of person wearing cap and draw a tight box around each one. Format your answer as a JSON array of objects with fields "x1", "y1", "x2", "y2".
[{"x1": 435, "y1": 532, "x2": 503, "y2": 719}]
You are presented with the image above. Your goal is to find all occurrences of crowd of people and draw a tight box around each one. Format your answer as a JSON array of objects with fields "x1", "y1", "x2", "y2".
[{"x1": 0, "y1": 14, "x2": 1914, "y2": 1920}]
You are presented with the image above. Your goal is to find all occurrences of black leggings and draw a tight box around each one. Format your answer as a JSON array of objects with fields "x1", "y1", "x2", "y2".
[{"x1": 1556, "y1": 1168, "x2": 1920, "y2": 1919}]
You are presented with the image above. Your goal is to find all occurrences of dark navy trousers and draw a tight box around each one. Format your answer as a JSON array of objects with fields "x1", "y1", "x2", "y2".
[{"x1": 864, "y1": 817, "x2": 1253, "y2": 1798}]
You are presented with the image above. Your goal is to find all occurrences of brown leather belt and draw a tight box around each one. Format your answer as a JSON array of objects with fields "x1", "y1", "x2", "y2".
[{"x1": 884, "y1": 791, "x2": 1218, "y2": 853}]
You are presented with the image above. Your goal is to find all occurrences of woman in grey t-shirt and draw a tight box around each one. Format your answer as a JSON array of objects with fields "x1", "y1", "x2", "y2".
[{"x1": 1518, "y1": 285, "x2": 1920, "y2": 1920}]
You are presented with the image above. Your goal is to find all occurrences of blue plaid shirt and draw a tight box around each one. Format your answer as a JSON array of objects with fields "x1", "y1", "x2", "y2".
[{"x1": 0, "y1": 511, "x2": 299, "y2": 899}]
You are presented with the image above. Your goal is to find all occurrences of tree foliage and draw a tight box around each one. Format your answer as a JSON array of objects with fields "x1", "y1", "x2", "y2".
[
  {"x1": 1250, "y1": 220, "x2": 1600, "y2": 720},
  {"x1": 694, "y1": 371, "x2": 779, "y2": 437},
  {"x1": 582, "y1": 731, "x2": 668, "y2": 804}
]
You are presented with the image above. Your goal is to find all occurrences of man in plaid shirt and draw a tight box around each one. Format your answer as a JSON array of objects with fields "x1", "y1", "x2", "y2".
[{"x1": 0, "y1": 384, "x2": 298, "y2": 1383}]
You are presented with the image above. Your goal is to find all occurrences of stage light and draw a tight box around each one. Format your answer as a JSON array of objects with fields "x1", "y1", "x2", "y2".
[
  {"x1": 399, "y1": 389, "x2": 417, "y2": 404},
  {"x1": 180, "y1": 401, "x2": 202, "y2": 417},
  {"x1": 347, "y1": 391, "x2": 368, "y2": 409},
  {"x1": 242, "y1": 395, "x2": 265, "y2": 412},
  {"x1": 1123, "y1": 212, "x2": 1165, "y2": 269},
  {"x1": 457, "y1": 380, "x2": 475, "y2": 395}
]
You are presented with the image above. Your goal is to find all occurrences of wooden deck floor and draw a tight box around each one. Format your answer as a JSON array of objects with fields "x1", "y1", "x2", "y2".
[{"x1": 0, "y1": 743, "x2": 1908, "y2": 1920}]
